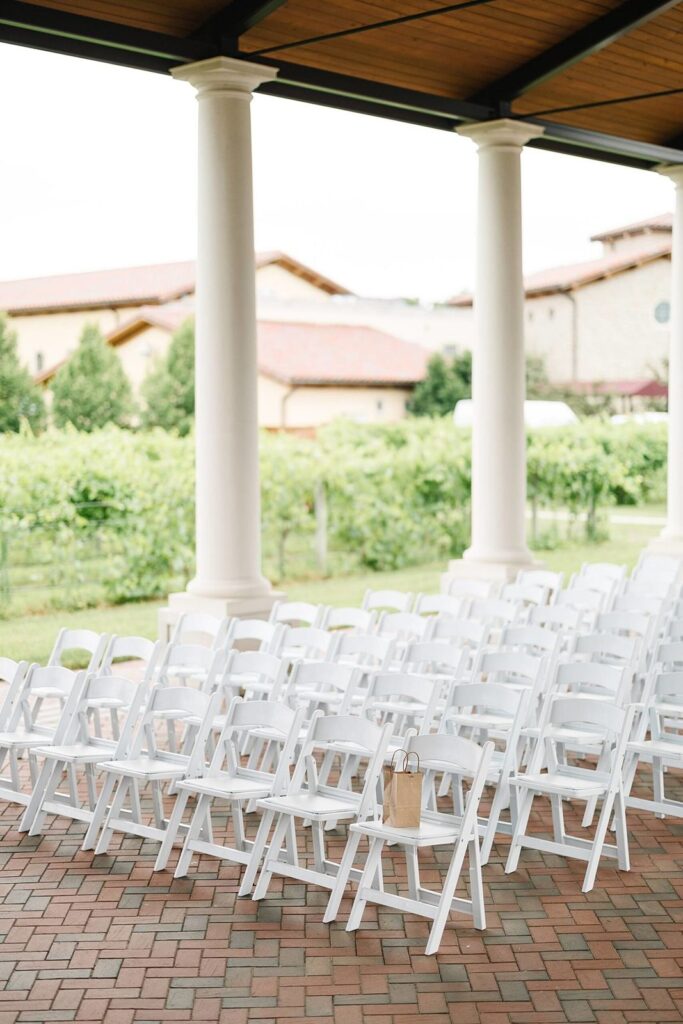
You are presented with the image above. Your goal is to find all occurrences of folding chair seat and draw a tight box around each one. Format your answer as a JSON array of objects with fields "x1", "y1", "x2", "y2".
[
  {"x1": 171, "y1": 612, "x2": 228, "y2": 649},
  {"x1": 623, "y1": 668, "x2": 683, "y2": 822},
  {"x1": 506, "y1": 696, "x2": 635, "y2": 892},
  {"x1": 0, "y1": 665, "x2": 83, "y2": 807},
  {"x1": 413, "y1": 593, "x2": 468, "y2": 620},
  {"x1": 20, "y1": 674, "x2": 147, "y2": 835},
  {"x1": 241, "y1": 712, "x2": 392, "y2": 909},
  {"x1": 269, "y1": 600, "x2": 326, "y2": 628},
  {"x1": 224, "y1": 618, "x2": 285, "y2": 656},
  {"x1": 83, "y1": 685, "x2": 221, "y2": 856},
  {"x1": 48, "y1": 628, "x2": 109, "y2": 673},
  {"x1": 321, "y1": 607, "x2": 376, "y2": 633},
  {"x1": 164, "y1": 698, "x2": 305, "y2": 875},
  {"x1": 438, "y1": 683, "x2": 530, "y2": 863},
  {"x1": 362, "y1": 588, "x2": 413, "y2": 614},
  {"x1": 346, "y1": 732, "x2": 494, "y2": 955}
]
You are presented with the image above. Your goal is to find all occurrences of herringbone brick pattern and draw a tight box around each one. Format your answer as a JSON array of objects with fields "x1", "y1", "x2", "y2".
[{"x1": 0, "y1": 765, "x2": 680, "y2": 1024}]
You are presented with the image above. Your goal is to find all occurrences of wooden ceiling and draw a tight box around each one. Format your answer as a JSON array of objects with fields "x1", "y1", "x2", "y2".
[{"x1": 2, "y1": 0, "x2": 682, "y2": 169}]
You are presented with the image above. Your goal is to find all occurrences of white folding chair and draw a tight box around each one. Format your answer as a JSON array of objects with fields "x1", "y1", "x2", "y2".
[
  {"x1": 100, "y1": 635, "x2": 159, "y2": 679},
  {"x1": 574, "y1": 632, "x2": 640, "y2": 677},
  {"x1": 447, "y1": 579, "x2": 498, "y2": 600},
  {"x1": 279, "y1": 625, "x2": 333, "y2": 662},
  {"x1": 241, "y1": 713, "x2": 392, "y2": 909},
  {"x1": 21, "y1": 673, "x2": 147, "y2": 835},
  {"x1": 506, "y1": 696, "x2": 635, "y2": 892},
  {"x1": 224, "y1": 618, "x2": 285, "y2": 655},
  {"x1": 555, "y1": 587, "x2": 603, "y2": 628},
  {"x1": 165, "y1": 698, "x2": 306, "y2": 876},
  {"x1": 414, "y1": 593, "x2": 468, "y2": 619},
  {"x1": 568, "y1": 573, "x2": 617, "y2": 610},
  {"x1": 0, "y1": 665, "x2": 83, "y2": 807},
  {"x1": 217, "y1": 650, "x2": 290, "y2": 704},
  {"x1": 376, "y1": 611, "x2": 433, "y2": 647},
  {"x1": 500, "y1": 582, "x2": 549, "y2": 611},
  {"x1": 346, "y1": 732, "x2": 494, "y2": 955},
  {"x1": 0, "y1": 658, "x2": 29, "y2": 732},
  {"x1": 467, "y1": 598, "x2": 521, "y2": 629},
  {"x1": 529, "y1": 603, "x2": 582, "y2": 636},
  {"x1": 579, "y1": 562, "x2": 627, "y2": 584},
  {"x1": 269, "y1": 600, "x2": 325, "y2": 627},
  {"x1": 85, "y1": 686, "x2": 221, "y2": 857},
  {"x1": 439, "y1": 683, "x2": 530, "y2": 863},
  {"x1": 517, "y1": 569, "x2": 564, "y2": 601},
  {"x1": 624, "y1": 669, "x2": 683, "y2": 822},
  {"x1": 48, "y1": 628, "x2": 108, "y2": 673},
  {"x1": 499, "y1": 625, "x2": 564, "y2": 680},
  {"x1": 322, "y1": 607, "x2": 376, "y2": 633},
  {"x1": 158, "y1": 641, "x2": 225, "y2": 688},
  {"x1": 171, "y1": 612, "x2": 228, "y2": 649},
  {"x1": 400, "y1": 641, "x2": 468, "y2": 710},
  {"x1": 362, "y1": 589, "x2": 413, "y2": 613},
  {"x1": 634, "y1": 553, "x2": 683, "y2": 584},
  {"x1": 327, "y1": 632, "x2": 395, "y2": 671},
  {"x1": 283, "y1": 660, "x2": 362, "y2": 719}
]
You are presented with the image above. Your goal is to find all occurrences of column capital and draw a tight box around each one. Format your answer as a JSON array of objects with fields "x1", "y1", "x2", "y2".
[
  {"x1": 657, "y1": 163, "x2": 683, "y2": 188},
  {"x1": 171, "y1": 55, "x2": 277, "y2": 98},
  {"x1": 457, "y1": 118, "x2": 544, "y2": 150}
]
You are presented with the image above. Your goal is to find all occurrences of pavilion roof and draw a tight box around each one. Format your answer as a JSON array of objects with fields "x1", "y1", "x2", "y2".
[{"x1": 1, "y1": 1, "x2": 682, "y2": 170}]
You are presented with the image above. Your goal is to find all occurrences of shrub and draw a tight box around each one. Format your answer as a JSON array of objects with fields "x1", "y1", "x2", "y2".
[
  {"x1": 51, "y1": 324, "x2": 134, "y2": 431},
  {"x1": 0, "y1": 315, "x2": 46, "y2": 433},
  {"x1": 141, "y1": 319, "x2": 195, "y2": 435}
]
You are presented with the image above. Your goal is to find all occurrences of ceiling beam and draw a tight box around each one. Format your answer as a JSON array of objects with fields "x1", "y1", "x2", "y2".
[
  {"x1": 191, "y1": 1, "x2": 288, "y2": 45},
  {"x1": 470, "y1": 0, "x2": 681, "y2": 104},
  {"x1": 0, "y1": 0, "x2": 209, "y2": 63}
]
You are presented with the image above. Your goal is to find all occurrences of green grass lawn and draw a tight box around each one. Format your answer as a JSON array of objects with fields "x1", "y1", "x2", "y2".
[{"x1": 0, "y1": 515, "x2": 661, "y2": 666}]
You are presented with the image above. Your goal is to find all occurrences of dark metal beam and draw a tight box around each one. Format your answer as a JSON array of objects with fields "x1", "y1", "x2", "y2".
[
  {"x1": 666, "y1": 130, "x2": 683, "y2": 151},
  {"x1": 471, "y1": 0, "x2": 681, "y2": 104},
  {"x1": 191, "y1": 0, "x2": 288, "y2": 46},
  {"x1": 0, "y1": 0, "x2": 209, "y2": 64}
]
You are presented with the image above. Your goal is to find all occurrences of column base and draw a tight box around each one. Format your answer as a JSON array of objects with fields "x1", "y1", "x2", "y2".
[
  {"x1": 645, "y1": 531, "x2": 683, "y2": 559},
  {"x1": 441, "y1": 552, "x2": 542, "y2": 591},
  {"x1": 158, "y1": 587, "x2": 285, "y2": 642}
]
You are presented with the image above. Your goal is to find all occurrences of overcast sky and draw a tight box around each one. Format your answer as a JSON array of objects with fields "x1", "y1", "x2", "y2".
[{"x1": 0, "y1": 41, "x2": 674, "y2": 302}]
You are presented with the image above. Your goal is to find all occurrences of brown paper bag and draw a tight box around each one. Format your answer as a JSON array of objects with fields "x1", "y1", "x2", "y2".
[{"x1": 383, "y1": 750, "x2": 423, "y2": 828}]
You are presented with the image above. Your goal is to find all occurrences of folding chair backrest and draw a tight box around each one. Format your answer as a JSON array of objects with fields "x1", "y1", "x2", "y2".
[
  {"x1": 362, "y1": 589, "x2": 413, "y2": 613},
  {"x1": 285, "y1": 660, "x2": 361, "y2": 717},
  {"x1": 499, "y1": 625, "x2": 563, "y2": 663},
  {"x1": 574, "y1": 632, "x2": 639, "y2": 668},
  {"x1": 401, "y1": 641, "x2": 467, "y2": 680},
  {"x1": 225, "y1": 618, "x2": 284, "y2": 654},
  {"x1": 160, "y1": 642, "x2": 220, "y2": 677},
  {"x1": 0, "y1": 659, "x2": 28, "y2": 731},
  {"x1": 414, "y1": 593, "x2": 467, "y2": 619},
  {"x1": 656, "y1": 641, "x2": 683, "y2": 671},
  {"x1": 467, "y1": 597, "x2": 520, "y2": 626},
  {"x1": 220, "y1": 650, "x2": 289, "y2": 701},
  {"x1": 651, "y1": 672, "x2": 683, "y2": 731},
  {"x1": 281, "y1": 625, "x2": 333, "y2": 660},
  {"x1": 597, "y1": 611, "x2": 652, "y2": 642},
  {"x1": 270, "y1": 600, "x2": 324, "y2": 627},
  {"x1": 377, "y1": 611, "x2": 432, "y2": 642},
  {"x1": 664, "y1": 617, "x2": 683, "y2": 642},
  {"x1": 215, "y1": 697, "x2": 305, "y2": 794},
  {"x1": 444, "y1": 681, "x2": 529, "y2": 743},
  {"x1": 529, "y1": 603, "x2": 582, "y2": 634},
  {"x1": 474, "y1": 650, "x2": 545, "y2": 690},
  {"x1": 553, "y1": 660, "x2": 626, "y2": 701},
  {"x1": 171, "y1": 612, "x2": 227, "y2": 648},
  {"x1": 635, "y1": 553, "x2": 682, "y2": 582},
  {"x1": 328, "y1": 631, "x2": 395, "y2": 669},
  {"x1": 364, "y1": 672, "x2": 440, "y2": 735},
  {"x1": 613, "y1": 593, "x2": 666, "y2": 618},
  {"x1": 448, "y1": 578, "x2": 497, "y2": 600},
  {"x1": 517, "y1": 568, "x2": 564, "y2": 594},
  {"x1": 69, "y1": 674, "x2": 145, "y2": 752},
  {"x1": 323, "y1": 607, "x2": 376, "y2": 633},
  {"x1": 138, "y1": 685, "x2": 221, "y2": 766},
  {"x1": 501, "y1": 583, "x2": 549, "y2": 608},
  {"x1": 624, "y1": 577, "x2": 675, "y2": 601},
  {"x1": 547, "y1": 695, "x2": 627, "y2": 738},
  {"x1": 430, "y1": 617, "x2": 490, "y2": 647},
  {"x1": 408, "y1": 733, "x2": 494, "y2": 801},
  {"x1": 13, "y1": 664, "x2": 82, "y2": 739},
  {"x1": 580, "y1": 562, "x2": 627, "y2": 583},
  {"x1": 48, "y1": 628, "x2": 108, "y2": 672},
  {"x1": 100, "y1": 635, "x2": 160, "y2": 681}
]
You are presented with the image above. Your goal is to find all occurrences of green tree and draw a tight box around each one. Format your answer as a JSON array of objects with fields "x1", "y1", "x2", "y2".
[
  {"x1": 407, "y1": 350, "x2": 472, "y2": 417},
  {"x1": 141, "y1": 319, "x2": 195, "y2": 435},
  {"x1": 51, "y1": 323, "x2": 133, "y2": 432},
  {"x1": 0, "y1": 314, "x2": 46, "y2": 433}
]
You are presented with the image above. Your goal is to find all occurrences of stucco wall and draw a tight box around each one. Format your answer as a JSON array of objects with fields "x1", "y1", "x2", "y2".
[
  {"x1": 257, "y1": 374, "x2": 410, "y2": 428},
  {"x1": 9, "y1": 306, "x2": 145, "y2": 375}
]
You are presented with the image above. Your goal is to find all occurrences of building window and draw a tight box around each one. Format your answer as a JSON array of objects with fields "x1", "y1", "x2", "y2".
[
  {"x1": 442, "y1": 343, "x2": 457, "y2": 358},
  {"x1": 655, "y1": 300, "x2": 671, "y2": 324},
  {"x1": 35, "y1": 352, "x2": 44, "y2": 372}
]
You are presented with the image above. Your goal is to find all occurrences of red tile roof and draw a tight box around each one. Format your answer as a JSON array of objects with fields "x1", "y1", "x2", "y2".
[
  {"x1": 449, "y1": 240, "x2": 671, "y2": 306},
  {"x1": 37, "y1": 307, "x2": 429, "y2": 388},
  {"x1": 565, "y1": 378, "x2": 667, "y2": 398},
  {"x1": 590, "y1": 212, "x2": 673, "y2": 243},
  {"x1": 0, "y1": 252, "x2": 350, "y2": 315}
]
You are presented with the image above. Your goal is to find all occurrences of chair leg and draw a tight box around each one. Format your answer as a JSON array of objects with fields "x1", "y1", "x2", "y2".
[
  {"x1": 82, "y1": 773, "x2": 117, "y2": 851},
  {"x1": 151, "y1": 780, "x2": 165, "y2": 830},
  {"x1": 652, "y1": 756, "x2": 666, "y2": 818},
  {"x1": 175, "y1": 794, "x2": 211, "y2": 879},
  {"x1": 405, "y1": 846, "x2": 420, "y2": 900},
  {"x1": 239, "y1": 809, "x2": 275, "y2": 897},
  {"x1": 582, "y1": 791, "x2": 617, "y2": 893},
  {"x1": 252, "y1": 814, "x2": 292, "y2": 901},
  {"x1": 612, "y1": 790, "x2": 630, "y2": 872},
  {"x1": 28, "y1": 761, "x2": 63, "y2": 837},
  {"x1": 95, "y1": 777, "x2": 131, "y2": 855},
  {"x1": 19, "y1": 758, "x2": 57, "y2": 833},
  {"x1": 550, "y1": 793, "x2": 566, "y2": 845},
  {"x1": 154, "y1": 789, "x2": 191, "y2": 872},
  {"x1": 323, "y1": 827, "x2": 363, "y2": 924},
  {"x1": 346, "y1": 836, "x2": 385, "y2": 933},
  {"x1": 468, "y1": 836, "x2": 486, "y2": 931},
  {"x1": 480, "y1": 782, "x2": 507, "y2": 865},
  {"x1": 425, "y1": 827, "x2": 472, "y2": 955},
  {"x1": 504, "y1": 788, "x2": 534, "y2": 875}
]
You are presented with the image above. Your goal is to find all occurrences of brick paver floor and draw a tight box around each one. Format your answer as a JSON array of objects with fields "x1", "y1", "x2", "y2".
[{"x1": 0, "y1": 764, "x2": 680, "y2": 1024}]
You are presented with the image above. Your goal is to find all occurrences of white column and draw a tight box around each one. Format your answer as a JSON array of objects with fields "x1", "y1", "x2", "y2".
[
  {"x1": 164, "y1": 56, "x2": 282, "y2": 627},
  {"x1": 649, "y1": 164, "x2": 683, "y2": 556},
  {"x1": 444, "y1": 118, "x2": 543, "y2": 586}
]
